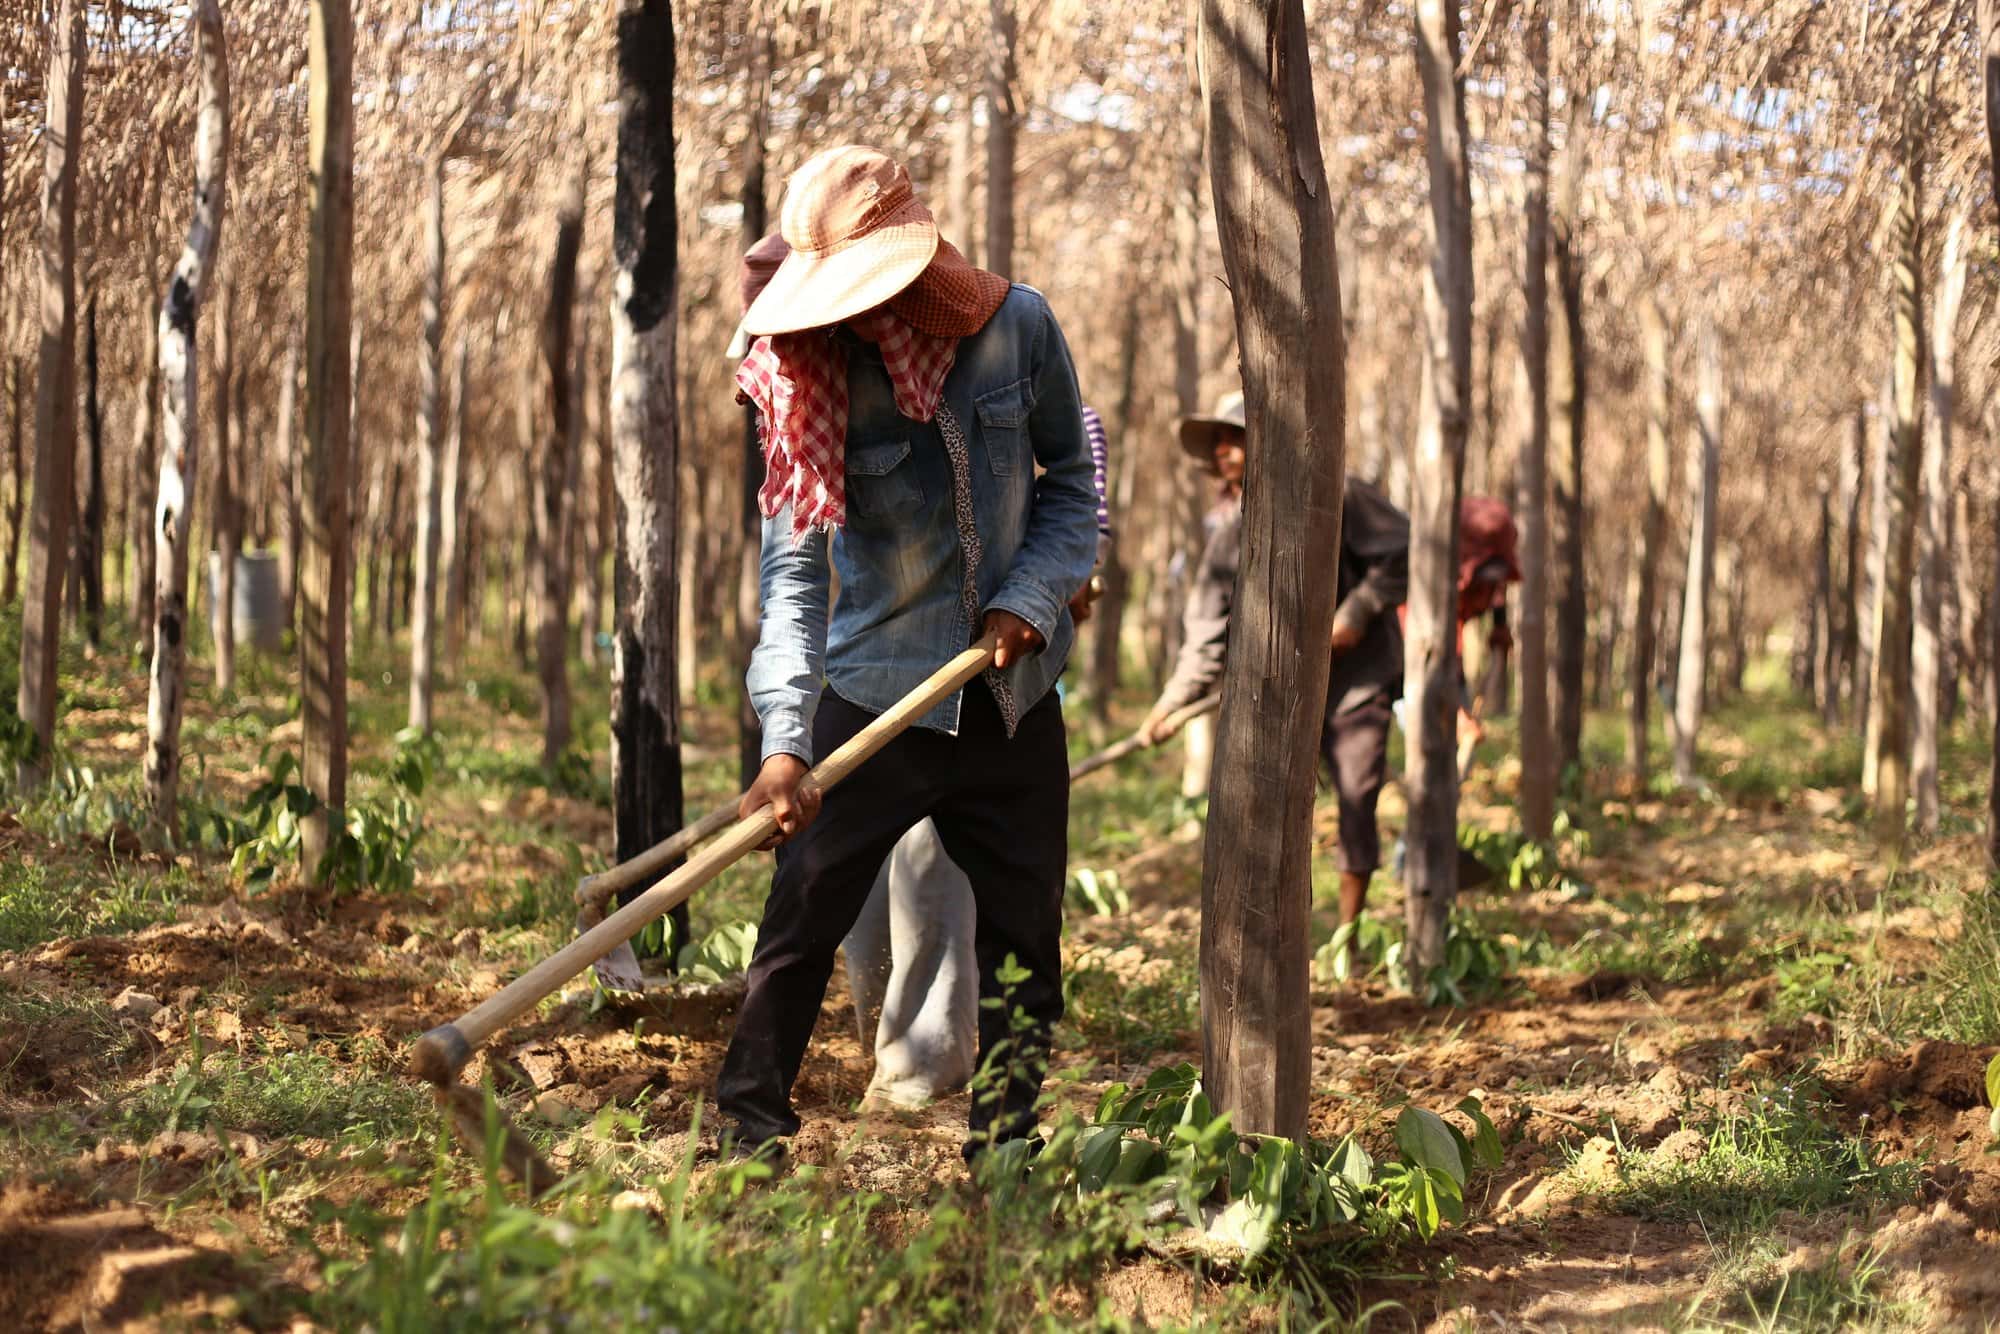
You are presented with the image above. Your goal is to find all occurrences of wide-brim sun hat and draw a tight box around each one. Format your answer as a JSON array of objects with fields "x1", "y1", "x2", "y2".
[
  {"x1": 741, "y1": 145, "x2": 940, "y2": 337},
  {"x1": 1178, "y1": 390, "x2": 1247, "y2": 472}
]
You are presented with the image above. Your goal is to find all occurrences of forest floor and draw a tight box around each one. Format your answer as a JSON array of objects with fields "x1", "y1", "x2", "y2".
[{"x1": 2, "y1": 609, "x2": 1998, "y2": 1331}]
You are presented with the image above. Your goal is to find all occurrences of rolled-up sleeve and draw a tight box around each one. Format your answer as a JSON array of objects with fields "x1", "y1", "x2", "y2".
[
  {"x1": 746, "y1": 509, "x2": 831, "y2": 765},
  {"x1": 985, "y1": 300, "x2": 1098, "y2": 643}
]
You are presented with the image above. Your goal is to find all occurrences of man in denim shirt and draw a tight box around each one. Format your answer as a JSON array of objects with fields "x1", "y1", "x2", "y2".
[{"x1": 717, "y1": 146, "x2": 1097, "y2": 1163}]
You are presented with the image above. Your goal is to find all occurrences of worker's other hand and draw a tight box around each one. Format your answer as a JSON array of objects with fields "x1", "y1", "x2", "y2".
[
  {"x1": 1067, "y1": 576, "x2": 1104, "y2": 627},
  {"x1": 744, "y1": 754, "x2": 820, "y2": 850},
  {"x1": 1137, "y1": 702, "x2": 1184, "y2": 748},
  {"x1": 982, "y1": 609, "x2": 1046, "y2": 669},
  {"x1": 1456, "y1": 708, "x2": 1485, "y2": 745},
  {"x1": 1330, "y1": 618, "x2": 1364, "y2": 655}
]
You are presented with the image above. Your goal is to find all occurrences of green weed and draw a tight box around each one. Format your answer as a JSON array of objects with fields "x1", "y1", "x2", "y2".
[
  {"x1": 0, "y1": 858, "x2": 189, "y2": 951},
  {"x1": 124, "y1": 1040, "x2": 429, "y2": 1143}
]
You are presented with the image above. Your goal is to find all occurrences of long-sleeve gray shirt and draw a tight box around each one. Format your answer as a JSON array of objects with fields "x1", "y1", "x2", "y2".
[{"x1": 1156, "y1": 478, "x2": 1410, "y2": 717}]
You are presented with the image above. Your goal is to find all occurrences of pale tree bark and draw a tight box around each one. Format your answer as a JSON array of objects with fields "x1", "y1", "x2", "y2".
[
  {"x1": 1913, "y1": 210, "x2": 1967, "y2": 835},
  {"x1": 611, "y1": 0, "x2": 689, "y2": 955},
  {"x1": 409, "y1": 162, "x2": 446, "y2": 733},
  {"x1": 1629, "y1": 296, "x2": 1673, "y2": 784},
  {"x1": 1814, "y1": 483, "x2": 1837, "y2": 722},
  {"x1": 439, "y1": 337, "x2": 468, "y2": 666},
  {"x1": 300, "y1": 0, "x2": 353, "y2": 881},
  {"x1": 948, "y1": 93, "x2": 978, "y2": 267},
  {"x1": 1870, "y1": 148, "x2": 1925, "y2": 849},
  {"x1": 1404, "y1": 0, "x2": 1475, "y2": 974},
  {"x1": 4, "y1": 361, "x2": 22, "y2": 607},
  {"x1": 143, "y1": 0, "x2": 227, "y2": 827},
  {"x1": 1951, "y1": 487, "x2": 1977, "y2": 725},
  {"x1": 582, "y1": 339, "x2": 609, "y2": 668},
  {"x1": 737, "y1": 44, "x2": 770, "y2": 786},
  {"x1": 131, "y1": 279, "x2": 162, "y2": 635},
  {"x1": 17, "y1": 0, "x2": 85, "y2": 792},
  {"x1": 276, "y1": 339, "x2": 298, "y2": 624},
  {"x1": 1838, "y1": 406, "x2": 1863, "y2": 716},
  {"x1": 1549, "y1": 93, "x2": 1589, "y2": 779},
  {"x1": 1198, "y1": 0, "x2": 1346, "y2": 1142},
  {"x1": 1862, "y1": 373, "x2": 1892, "y2": 793},
  {"x1": 1983, "y1": 0, "x2": 2000, "y2": 869},
  {"x1": 984, "y1": 0, "x2": 1017, "y2": 279},
  {"x1": 1671, "y1": 318, "x2": 1721, "y2": 788},
  {"x1": 1515, "y1": 0, "x2": 1554, "y2": 838},
  {"x1": 211, "y1": 278, "x2": 238, "y2": 691},
  {"x1": 535, "y1": 188, "x2": 583, "y2": 771},
  {"x1": 79, "y1": 294, "x2": 103, "y2": 648}
]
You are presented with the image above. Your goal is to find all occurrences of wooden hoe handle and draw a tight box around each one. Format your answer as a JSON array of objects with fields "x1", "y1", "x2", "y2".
[
  {"x1": 1066, "y1": 694, "x2": 1221, "y2": 783},
  {"x1": 409, "y1": 634, "x2": 1001, "y2": 1088}
]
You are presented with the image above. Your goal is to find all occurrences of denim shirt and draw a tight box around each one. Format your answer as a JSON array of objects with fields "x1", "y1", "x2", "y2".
[{"x1": 748, "y1": 284, "x2": 1099, "y2": 765}]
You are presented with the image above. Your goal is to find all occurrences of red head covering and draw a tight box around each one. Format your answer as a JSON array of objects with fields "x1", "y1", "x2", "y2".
[{"x1": 1457, "y1": 495, "x2": 1522, "y2": 621}]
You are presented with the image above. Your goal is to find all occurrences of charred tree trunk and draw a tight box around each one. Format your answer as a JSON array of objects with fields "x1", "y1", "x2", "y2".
[
  {"x1": 1914, "y1": 211, "x2": 1967, "y2": 835},
  {"x1": 984, "y1": 0, "x2": 1017, "y2": 279},
  {"x1": 536, "y1": 189, "x2": 583, "y2": 771},
  {"x1": 1671, "y1": 318, "x2": 1721, "y2": 788},
  {"x1": 1871, "y1": 147, "x2": 1926, "y2": 849},
  {"x1": 144, "y1": 0, "x2": 227, "y2": 826},
  {"x1": 79, "y1": 294, "x2": 103, "y2": 648},
  {"x1": 1403, "y1": 0, "x2": 1475, "y2": 974},
  {"x1": 17, "y1": 0, "x2": 85, "y2": 792},
  {"x1": 300, "y1": 0, "x2": 353, "y2": 881},
  {"x1": 1629, "y1": 297, "x2": 1673, "y2": 785},
  {"x1": 410, "y1": 163, "x2": 446, "y2": 733},
  {"x1": 211, "y1": 279, "x2": 238, "y2": 691},
  {"x1": 1198, "y1": 0, "x2": 1346, "y2": 1142},
  {"x1": 1516, "y1": 2, "x2": 1555, "y2": 837},
  {"x1": 1549, "y1": 104, "x2": 1589, "y2": 782},
  {"x1": 611, "y1": 0, "x2": 689, "y2": 956}
]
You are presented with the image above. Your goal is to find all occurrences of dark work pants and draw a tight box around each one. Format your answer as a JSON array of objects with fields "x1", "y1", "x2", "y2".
[
  {"x1": 1320, "y1": 688, "x2": 1393, "y2": 874},
  {"x1": 716, "y1": 681, "x2": 1068, "y2": 1152}
]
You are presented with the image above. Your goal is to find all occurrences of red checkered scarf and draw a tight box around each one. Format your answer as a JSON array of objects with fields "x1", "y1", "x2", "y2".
[{"x1": 737, "y1": 309, "x2": 956, "y2": 543}]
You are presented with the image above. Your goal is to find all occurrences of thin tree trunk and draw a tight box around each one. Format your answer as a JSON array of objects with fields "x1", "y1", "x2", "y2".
[
  {"x1": 1091, "y1": 296, "x2": 1142, "y2": 729},
  {"x1": 276, "y1": 339, "x2": 299, "y2": 625},
  {"x1": 79, "y1": 294, "x2": 103, "y2": 648},
  {"x1": 948, "y1": 93, "x2": 978, "y2": 267},
  {"x1": 581, "y1": 338, "x2": 608, "y2": 668},
  {"x1": 3, "y1": 361, "x2": 23, "y2": 608},
  {"x1": 1871, "y1": 147, "x2": 1925, "y2": 849},
  {"x1": 536, "y1": 188, "x2": 583, "y2": 771},
  {"x1": 133, "y1": 294, "x2": 162, "y2": 637},
  {"x1": 1198, "y1": 0, "x2": 1346, "y2": 1142},
  {"x1": 211, "y1": 279, "x2": 238, "y2": 691},
  {"x1": 410, "y1": 162, "x2": 446, "y2": 733},
  {"x1": 737, "y1": 47, "x2": 770, "y2": 787},
  {"x1": 1404, "y1": 0, "x2": 1475, "y2": 975},
  {"x1": 1862, "y1": 378, "x2": 1891, "y2": 793},
  {"x1": 440, "y1": 336, "x2": 468, "y2": 666},
  {"x1": 17, "y1": 0, "x2": 85, "y2": 792},
  {"x1": 984, "y1": 0, "x2": 1017, "y2": 279},
  {"x1": 1952, "y1": 487, "x2": 1978, "y2": 726},
  {"x1": 1671, "y1": 318, "x2": 1720, "y2": 787},
  {"x1": 1982, "y1": 0, "x2": 2000, "y2": 869},
  {"x1": 1814, "y1": 483, "x2": 1837, "y2": 723},
  {"x1": 144, "y1": 0, "x2": 227, "y2": 826},
  {"x1": 1914, "y1": 210, "x2": 1967, "y2": 834},
  {"x1": 1838, "y1": 406, "x2": 1864, "y2": 718},
  {"x1": 1629, "y1": 296, "x2": 1672, "y2": 784},
  {"x1": 611, "y1": 0, "x2": 689, "y2": 955},
  {"x1": 300, "y1": 0, "x2": 353, "y2": 881},
  {"x1": 1549, "y1": 97, "x2": 1589, "y2": 781}
]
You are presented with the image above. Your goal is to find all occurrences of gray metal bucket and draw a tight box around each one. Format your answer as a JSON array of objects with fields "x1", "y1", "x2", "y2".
[{"x1": 206, "y1": 550, "x2": 285, "y2": 653}]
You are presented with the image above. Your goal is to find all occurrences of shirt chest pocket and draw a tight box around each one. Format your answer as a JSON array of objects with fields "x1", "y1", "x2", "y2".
[
  {"x1": 846, "y1": 440, "x2": 924, "y2": 521},
  {"x1": 975, "y1": 378, "x2": 1032, "y2": 477}
]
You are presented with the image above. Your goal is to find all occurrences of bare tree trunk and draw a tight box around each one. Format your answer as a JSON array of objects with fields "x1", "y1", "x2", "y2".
[
  {"x1": 1198, "y1": 0, "x2": 1346, "y2": 1142},
  {"x1": 1516, "y1": 1, "x2": 1555, "y2": 836},
  {"x1": 1814, "y1": 483, "x2": 1837, "y2": 722},
  {"x1": 131, "y1": 289, "x2": 162, "y2": 637},
  {"x1": 611, "y1": 0, "x2": 689, "y2": 956},
  {"x1": 581, "y1": 339, "x2": 608, "y2": 668},
  {"x1": 1836, "y1": 408, "x2": 1863, "y2": 717},
  {"x1": 1403, "y1": 0, "x2": 1475, "y2": 975},
  {"x1": 79, "y1": 294, "x2": 103, "y2": 648},
  {"x1": 276, "y1": 339, "x2": 299, "y2": 625},
  {"x1": 440, "y1": 337, "x2": 468, "y2": 667},
  {"x1": 211, "y1": 279, "x2": 238, "y2": 692},
  {"x1": 1871, "y1": 147, "x2": 1925, "y2": 849},
  {"x1": 1951, "y1": 487, "x2": 1977, "y2": 726},
  {"x1": 536, "y1": 189, "x2": 583, "y2": 771},
  {"x1": 1549, "y1": 101, "x2": 1589, "y2": 781},
  {"x1": 737, "y1": 47, "x2": 770, "y2": 787},
  {"x1": 1982, "y1": 0, "x2": 2000, "y2": 869},
  {"x1": 1629, "y1": 297, "x2": 1673, "y2": 785},
  {"x1": 948, "y1": 94, "x2": 978, "y2": 267},
  {"x1": 143, "y1": 0, "x2": 226, "y2": 826},
  {"x1": 300, "y1": 0, "x2": 353, "y2": 882},
  {"x1": 1862, "y1": 378, "x2": 1891, "y2": 793},
  {"x1": 984, "y1": 0, "x2": 1017, "y2": 279},
  {"x1": 1914, "y1": 210, "x2": 1967, "y2": 835},
  {"x1": 1671, "y1": 318, "x2": 1720, "y2": 787},
  {"x1": 1091, "y1": 296, "x2": 1142, "y2": 729},
  {"x1": 3, "y1": 361, "x2": 22, "y2": 608},
  {"x1": 1720, "y1": 543, "x2": 1747, "y2": 697},
  {"x1": 409, "y1": 162, "x2": 445, "y2": 733},
  {"x1": 17, "y1": 0, "x2": 85, "y2": 792}
]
